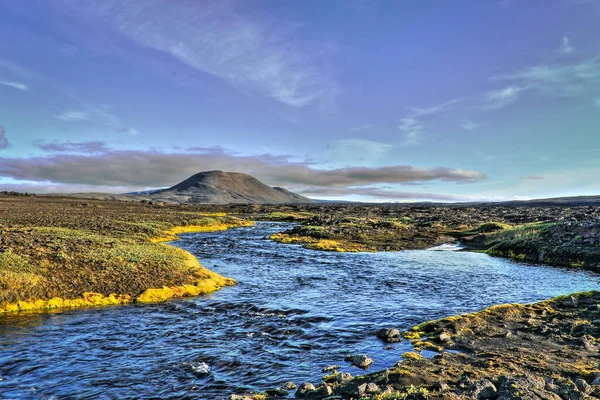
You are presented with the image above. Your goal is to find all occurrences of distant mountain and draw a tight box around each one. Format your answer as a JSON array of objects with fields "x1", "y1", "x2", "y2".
[{"x1": 143, "y1": 170, "x2": 315, "y2": 204}]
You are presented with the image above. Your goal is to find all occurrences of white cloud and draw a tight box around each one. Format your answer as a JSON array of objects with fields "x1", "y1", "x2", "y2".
[
  {"x1": 485, "y1": 85, "x2": 527, "y2": 109},
  {"x1": 0, "y1": 80, "x2": 28, "y2": 91},
  {"x1": 494, "y1": 56, "x2": 600, "y2": 98},
  {"x1": 64, "y1": 1, "x2": 336, "y2": 108},
  {"x1": 397, "y1": 117, "x2": 423, "y2": 145},
  {"x1": 349, "y1": 124, "x2": 372, "y2": 132},
  {"x1": 560, "y1": 36, "x2": 574, "y2": 55},
  {"x1": 461, "y1": 119, "x2": 479, "y2": 131},
  {"x1": 55, "y1": 110, "x2": 93, "y2": 122},
  {"x1": 396, "y1": 98, "x2": 464, "y2": 144}
]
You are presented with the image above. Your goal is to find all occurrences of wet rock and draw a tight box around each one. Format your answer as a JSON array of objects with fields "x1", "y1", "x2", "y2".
[
  {"x1": 575, "y1": 378, "x2": 590, "y2": 394},
  {"x1": 438, "y1": 332, "x2": 452, "y2": 343},
  {"x1": 588, "y1": 304, "x2": 600, "y2": 311},
  {"x1": 497, "y1": 375, "x2": 561, "y2": 400},
  {"x1": 357, "y1": 382, "x2": 380, "y2": 397},
  {"x1": 265, "y1": 388, "x2": 289, "y2": 397},
  {"x1": 432, "y1": 381, "x2": 450, "y2": 391},
  {"x1": 376, "y1": 328, "x2": 401, "y2": 343},
  {"x1": 315, "y1": 383, "x2": 333, "y2": 396},
  {"x1": 321, "y1": 365, "x2": 341, "y2": 373},
  {"x1": 345, "y1": 354, "x2": 373, "y2": 368},
  {"x1": 471, "y1": 379, "x2": 497, "y2": 399},
  {"x1": 562, "y1": 296, "x2": 578, "y2": 308},
  {"x1": 295, "y1": 382, "x2": 315, "y2": 398},
  {"x1": 282, "y1": 382, "x2": 297, "y2": 391},
  {"x1": 337, "y1": 372, "x2": 353, "y2": 384}
]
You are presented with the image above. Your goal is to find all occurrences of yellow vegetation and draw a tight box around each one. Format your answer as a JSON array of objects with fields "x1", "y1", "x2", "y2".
[{"x1": 151, "y1": 221, "x2": 254, "y2": 243}]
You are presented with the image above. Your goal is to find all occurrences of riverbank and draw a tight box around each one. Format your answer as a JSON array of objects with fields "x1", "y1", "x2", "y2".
[
  {"x1": 262, "y1": 205, "x2": 600, "y2": 275},
  {"x1": 242, "y1": 291, "x2": 600, "y2": 399},
  {"x1": 0, "y1": 195, "x2": 253, "y2": 313}
]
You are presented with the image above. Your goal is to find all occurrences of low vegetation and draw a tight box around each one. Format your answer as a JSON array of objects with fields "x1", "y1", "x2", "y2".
[{"x1": 0, "y1": 195, "x2": 253, "y2": 313}]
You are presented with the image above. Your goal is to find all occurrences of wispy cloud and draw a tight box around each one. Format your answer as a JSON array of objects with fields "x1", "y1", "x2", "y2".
[
  {"x1": 349, "y1": 124, "x2": 373, "y2": 132},
  {"x1": 0, "y1": 80, "x2": 28, "y2": 91},
  {"x1": 0, "y1": 125, "x2": 9, "y2": 149},
  {"x1": 485, "y1": 85, "x2": 527, "y2": 109},
  {"x1": 409, "y1": 98, "x2": 465, "y2": 117},
  {"x1": 494, "y1": 56, "x2": 600, "y2": 98},
  {"x1": 55, "y1": 110, "x2": 93, "y2": 122},
  {"x1": 64, "y1": 1, "x2": 337, "y2": 108},
  {"x1": 397, "y1": 98, "x2": 464, "y2": 144},
  {"x1": 520, "y1": 175, "x2": 545, "y2": 180},
  {"x1": 35, "y1": 140, "x2": 110, "y2": 154},
  {"x1": 461, "y1": 119, "x2": 479, "y2": 131},
  {"x1": 397, "y1": 117, "x2": 423, "y2": 145},
  {"x1": 560, "y1": 36, "x2": 574, "y2": 55}
]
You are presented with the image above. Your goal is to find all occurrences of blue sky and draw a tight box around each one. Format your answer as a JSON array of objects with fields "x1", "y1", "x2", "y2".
[{"x1": 0, "y1": 0, "x2": 599, "y2": 201}]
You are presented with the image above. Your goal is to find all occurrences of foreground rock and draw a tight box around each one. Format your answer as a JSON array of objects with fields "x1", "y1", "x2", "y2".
[{"x1": 289, "y1": 291, "x2": 600, "y2": 399}]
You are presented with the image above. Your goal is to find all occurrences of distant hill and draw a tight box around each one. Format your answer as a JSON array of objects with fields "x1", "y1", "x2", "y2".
[{"x1": 140, "y1": 170, "x2": 315, "y2": 204}]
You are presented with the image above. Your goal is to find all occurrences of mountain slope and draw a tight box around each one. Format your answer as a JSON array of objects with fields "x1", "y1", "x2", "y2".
[{"x1": 146, "y1": 170, "x2": 315, "y2": 204}]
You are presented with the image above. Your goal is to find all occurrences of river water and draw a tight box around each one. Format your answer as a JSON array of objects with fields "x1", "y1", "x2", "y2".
[{"x1": 1, "y1": 222, "x2": 598, "y2": 399}]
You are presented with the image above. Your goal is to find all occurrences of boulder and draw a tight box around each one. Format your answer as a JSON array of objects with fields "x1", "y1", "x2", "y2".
[
  {"x1": 295, "y1": 382, "x2": 316, "y2": 398},
  {"x1": 345, "y1": 354, "x2": 373, "y2": 368},
  {"x1": 376, "y1": 328, "x2": 401, "y2": 343}
]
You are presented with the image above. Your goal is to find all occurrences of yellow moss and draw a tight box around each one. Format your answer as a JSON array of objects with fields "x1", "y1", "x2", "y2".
[
  {"x1": 403, "y1": 331, "x2": 422, "y2": 340},
  {"x1": 151, "y1": 221, "x2": 254, "y2": 243},
  {"x1": 1, "y1": 292, "x2": 131, "y2": 313},
  {"x1": 271, "y1": 233, "x2": 367, "y2": 252},
  {"x1": 402, "y1": 352, "x2": 424, "y2": 361}
]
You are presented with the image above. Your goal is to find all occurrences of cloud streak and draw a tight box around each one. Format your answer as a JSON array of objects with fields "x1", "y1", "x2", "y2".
[
  {"x1": 0, "y1": 80, "x2": 28, "y2": 91},
  {"x1": 64, "y1": 0, "x2": 336, "y2": 107},
  {"x1": 0, "y1": 145, "x2": 486, "y2": 193}
]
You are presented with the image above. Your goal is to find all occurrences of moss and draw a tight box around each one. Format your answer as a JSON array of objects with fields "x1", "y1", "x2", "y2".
[
  {"x1": 0, "y1": 198, "x2": 252, "y2": 313},
  {"x1": 402, "y1": 352, "x2": 424, "y2": 361}
]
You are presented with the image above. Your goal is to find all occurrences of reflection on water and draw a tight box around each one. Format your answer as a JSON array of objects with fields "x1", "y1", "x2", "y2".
[{"x1": 0, "y1": 222, "x2": 598, "y2": 399}]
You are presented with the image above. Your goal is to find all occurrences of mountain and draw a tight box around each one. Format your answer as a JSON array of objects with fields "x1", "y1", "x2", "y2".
[{"x1": 144, "y1": 170, "x2": 315, "y2": 204}]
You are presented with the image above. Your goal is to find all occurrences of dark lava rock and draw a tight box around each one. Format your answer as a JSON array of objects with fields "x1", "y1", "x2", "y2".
[
  {"x1": 265, "y1": 387, "x2": 289, "y2": 397},
  {"x1": 376, "y1": 328, "x2": 401, "y2": 343},
  {"x1": 295, "y1": 382, "x2": 315, "y2": 398},
  {"x1": 282, "y1": 381, "x2": 297, "y2": 391},
  {"x1": 345, "y1": 354, "x2": 373, "y2": 368}
]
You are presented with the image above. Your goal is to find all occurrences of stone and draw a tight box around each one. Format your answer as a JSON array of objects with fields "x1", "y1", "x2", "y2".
[
  {"x1": 376, "y1": 328, "x2": 401, "y2": 343},
  {"x1": 588, "y1": 304, "x2": 600, "y2": 311},
  {"x1": 562, "y1": 296, "x2": 578, "y2": 308},
  {"x1": 295, "y1": 382, "x2": 316, "y2": 398},
  {"x1": 345, "y1": 354, "x2": 373, "y2": 368},
  {"x1": 356, "y1": 382, "x2": 380, "y2": 397},
  {"x1": 265, "y1": 388, "x2": 289, "y2": 397},
  {"x1": 438, "y1": 332, "x2": 452, "y2": 343},
  {"x1": 322, "y1": 365, "x2": 341, "y2": 373},
  {"x1": 337, "y1": 372, "x2": 353, "y2": 383},
  {"x1": 432, "y1": 381, "x2": 450, "y2": 391},
  {"x1": 472, "y1": 379, "x2": 497, "y2": 399},
  {"x1": 575, "y1": 378, "x2": 590, "y2": 393},
  {"x1": 282, "y1": 381, "x2": 297, "y2": 391},
  {"x1": 315, "y1": 383, "x2": 333, "y2": 396}
]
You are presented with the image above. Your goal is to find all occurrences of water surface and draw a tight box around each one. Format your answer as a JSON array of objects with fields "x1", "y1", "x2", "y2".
[{"x1": 1, "y1": 222, "x2": 598, "y2": 399}]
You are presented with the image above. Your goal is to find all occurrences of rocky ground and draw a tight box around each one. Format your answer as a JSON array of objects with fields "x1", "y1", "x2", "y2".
[{"x1": 232, "y1": 292, "x2": 600, "y2": 400}]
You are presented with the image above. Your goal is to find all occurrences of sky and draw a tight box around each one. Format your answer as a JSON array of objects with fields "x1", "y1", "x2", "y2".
[{"x1": 0, "y1": 0, "x2": 599, "y2": 202}]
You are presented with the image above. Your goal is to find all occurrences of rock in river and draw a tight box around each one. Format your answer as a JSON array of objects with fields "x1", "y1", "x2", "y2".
[
  {"x1": 345, "y1": 354, "x2": 373, "y2": 368},
  {"x1": 376, "y1": 328, "x2": 401, "y2": 343}
]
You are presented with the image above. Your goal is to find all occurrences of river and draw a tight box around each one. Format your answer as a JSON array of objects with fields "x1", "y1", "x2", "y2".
[{"x1": 1, "y1": 222, "x2": 598, "y2": 399}]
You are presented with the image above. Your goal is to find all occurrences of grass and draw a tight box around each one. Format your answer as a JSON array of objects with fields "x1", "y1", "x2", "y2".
[{"x1": 0, "y1": 195, "x2": 252, "y2": 313}]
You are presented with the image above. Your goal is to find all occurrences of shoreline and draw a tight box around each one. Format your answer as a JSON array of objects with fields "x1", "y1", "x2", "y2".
[{"x1": 0, "y1": 224, "x2": 245, "y2": 314}]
